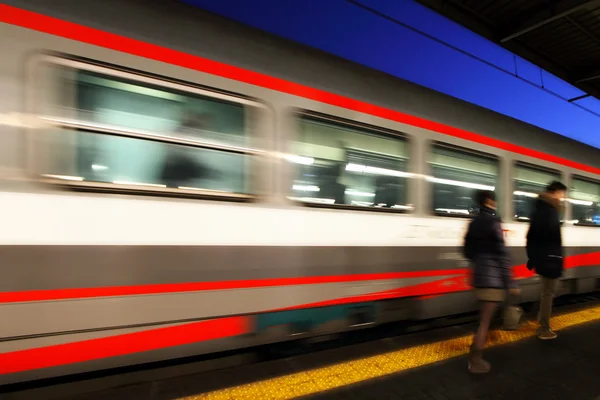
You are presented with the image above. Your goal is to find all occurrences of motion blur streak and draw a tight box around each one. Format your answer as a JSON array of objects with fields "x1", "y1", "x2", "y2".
[
  {"x1": 0, "y1": 316, "x2": 249, "y2": 375},
  {"x1": 0, "y1": 253, "x2": 597, "y2": 304}
]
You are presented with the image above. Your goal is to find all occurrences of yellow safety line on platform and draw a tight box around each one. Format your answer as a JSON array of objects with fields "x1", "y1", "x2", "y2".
[{"x1": 180, "y1": 305, "x2": 600, "y2": 400}]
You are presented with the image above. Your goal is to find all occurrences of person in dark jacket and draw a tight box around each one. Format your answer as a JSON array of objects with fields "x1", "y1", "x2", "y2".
[
  {"x1": 463, "y1": 190, "x2": 519, "y2": 374},
  {"x1": 526, "y1": 181, "x2": 567, "y2": 340}
]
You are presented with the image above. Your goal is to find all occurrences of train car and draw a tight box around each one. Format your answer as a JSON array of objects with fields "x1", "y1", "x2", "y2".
[{"x1": 0, "y1": 0, "x2": 599, "y2": 385}]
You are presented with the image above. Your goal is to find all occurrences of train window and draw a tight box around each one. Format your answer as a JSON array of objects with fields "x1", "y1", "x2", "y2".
[
  {"x1": 429, "y1": 144, "x2": 498, "y2": 217},
  {"x1": 288, "y1": 115, "x2": 411, "y2": 211},
  {"x1": 33, "y1": 59, "x2": 261, "y2": 199},
  {"x1": 513, "y1": 163, "x2": 560, "y2": 221},
  {"x1": 570, "y1": 177, "x2": 600, "y2": 226}
]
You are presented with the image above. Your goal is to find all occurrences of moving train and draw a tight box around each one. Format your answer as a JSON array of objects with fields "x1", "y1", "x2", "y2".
[{"x1": 0, "y1": 0, "x2": 599, "y2": 385}]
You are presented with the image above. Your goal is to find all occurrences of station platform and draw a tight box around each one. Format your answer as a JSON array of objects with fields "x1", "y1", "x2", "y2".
[
  {"x1": 5, "y1": 301, "x2": 600, "y2": 400},
  {"x1": 174, "y1": 303, "x2": 600, "y2": 400}
]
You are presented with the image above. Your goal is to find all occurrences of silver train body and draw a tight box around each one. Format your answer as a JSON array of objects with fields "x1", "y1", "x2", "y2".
[{"x1": 0, "y1": 0, "x2": 599, "y2": 384}]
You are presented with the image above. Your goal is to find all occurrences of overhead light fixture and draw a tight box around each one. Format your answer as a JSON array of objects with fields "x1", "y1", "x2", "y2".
[
  {"x1": 427, "y1": 177, "x2": 495, "y2": 191},
  {"x1": 568, "y1": 198, "x2": 593, "y2": 206},
  {"x1": 92, "y1": 164, "x2": 109, "y2": 171},
  {"x1": 514, "y1": 191, "x2": 538, "y2": 198},
  {"x1": 285, "y1": 154, "x2": 314, "y2": 165},
  {"x1": 293, "y1": 184, "x2": 320, "y2": 192},
  {"x1": 345, "y1": 163, "x2": 412, "y2": 178},
  {"x1": 345, "y1": 189, "x2": 375, "y2": 198}
]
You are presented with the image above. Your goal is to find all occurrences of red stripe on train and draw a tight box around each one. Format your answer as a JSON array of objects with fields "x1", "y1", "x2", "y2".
[
  {"x1": 0, "y1": 253, "x2": 598, "y2": 374},
  {"x1": 274, "y1": 252, "x2": 600, "y2": 309},
  {"x1": 1, "y1": 5, "x2": 600, "y2": 175},
  {"x1": 0, "y1": 269, "x2": 465, "y2": 304},
  {"x1": 0, "y1": 316, "x2": 249, "y2": 375},
  {"x1": 0, "y1": 253, "x2": 598, "y2": 304},
  {"x1": 278, "y1": 274, "x2": 472, "y2": 310}
]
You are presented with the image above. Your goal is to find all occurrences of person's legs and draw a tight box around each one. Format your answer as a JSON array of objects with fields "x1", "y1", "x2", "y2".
[
  {"x1": 538, "y1": 277, "x2": 559, "y2": 339},
  {"x1": 469, "y1": 301, "x2": 499, "y2": 373}
]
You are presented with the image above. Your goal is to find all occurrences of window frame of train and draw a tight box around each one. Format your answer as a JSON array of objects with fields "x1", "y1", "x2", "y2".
[
  {"x1": 569, "y1": 175, "x2": 600, "y2": 227},
  {"x1": 26, "y1": 55, "x2": 269, "y2": 201},
  {"x1": 512, "y1": 162, "x2": 562, "y2": 223},
  {"x1": 286, "y1": 110, "x2": 414, "y2": 213},
  {"x1": 427, "y1": 141, "x2": 500, "y2": 219}
]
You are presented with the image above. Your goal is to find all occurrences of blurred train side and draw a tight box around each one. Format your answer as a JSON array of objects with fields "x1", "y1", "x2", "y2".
[{"x1": 0, "y1": 0, "x2": 599, "y2": 385}]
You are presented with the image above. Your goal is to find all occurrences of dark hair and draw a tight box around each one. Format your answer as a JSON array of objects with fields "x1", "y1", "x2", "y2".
[
  {"x1": 546, "y1": 181, "x2": 567, "y2": 193},
  {"x1": 476, "y1": 190, "x2": 496, "y2": 207}
]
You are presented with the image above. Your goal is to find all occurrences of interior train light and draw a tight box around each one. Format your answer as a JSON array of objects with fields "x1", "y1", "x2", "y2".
[
  {"x1": 292, "y1": 184, "x2": 320, "y2": 192},
  {"x1": 41, "y1": 174, "x2": 84, "y2": 181},
  {"x1": 514, "y1": 190, "x2": 538, "y2": 198},
  {"x1": 426, "y1": 177, "x2": 495, "y2": 191},
  {"x1": 435, "y1": 208, "x2": 470, "y2": 215},
  {"x1": 567, "y1": 198, "x2": 594, "y2": 206},
  {"x1": 284, "y1": 154, "x2": 314, "y2": 165},
  {"x1": 345, "y1": 163, "x2": 412, "y2": 178},
  {"x1": 345, "y1": 163, "x2": 366, "y2": 173},
  {"x1": 91, "y1": 164, "x2": 109, "y2": 171},
  {"x1": 345, "y1": 189, "x2": 376, "y2": 197}
]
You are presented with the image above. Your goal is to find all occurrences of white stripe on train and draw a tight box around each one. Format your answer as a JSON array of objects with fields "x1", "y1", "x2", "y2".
[{"x1": 0, "y1": 192, "x2": 594, "y2": 246}]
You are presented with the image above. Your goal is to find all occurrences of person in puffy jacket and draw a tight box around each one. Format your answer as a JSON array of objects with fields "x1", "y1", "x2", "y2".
[
  {"x1": 463, "y1": 190, "x2": 519, "y2": 374},
  {"x1": 526, "y1": 181, "x2": 567, "y2": 340}
]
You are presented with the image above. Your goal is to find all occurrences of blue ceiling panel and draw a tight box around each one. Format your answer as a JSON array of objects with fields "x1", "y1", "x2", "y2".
[{"x1": 182, "y1": 0, "x2": 600, "y2": 149}]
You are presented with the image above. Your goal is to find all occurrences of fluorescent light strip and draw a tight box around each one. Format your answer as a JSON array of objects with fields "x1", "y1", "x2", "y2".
[
  {"x1": 41, "y1": 174, "x2": 84, "y2": 181},
  {"x1": 293, "y1": 184, "x2": 320, "y2": 192},
  {"x1": 91, "y1": 164, "x2": 109, "y2": 171},
  {"x1": 345, "y1": 163, "x2": 412, "y2": 178},
  {"x1": 427, "y1": 177, "x2": 495, "y2": 191},
  {"x1": 568, "y1": 198, "x2": 594, "y2": 206},
  {"x1": 514, "y1": 191, "x2": 538, "y2": 198},
  {"x1": 345, "y1": 189, "x2": 375, "y2": 198},
  {"x1": 436, "y1": 208, "x2": 470, "y2": 215},
  {"x1": 285, "y1": 155, "x2": 314, "y2": 165},
  {"x1": 113, "y1": 180, "x2": 167, "y2": 188}
]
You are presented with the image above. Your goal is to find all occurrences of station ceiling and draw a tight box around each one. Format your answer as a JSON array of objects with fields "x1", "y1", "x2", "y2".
[
  {"x1": 416, "y1": 0, "x2": 600, "y2": 102},
  {"x1": 182, "y1": 0, "x2": 600, "y2": 148}
]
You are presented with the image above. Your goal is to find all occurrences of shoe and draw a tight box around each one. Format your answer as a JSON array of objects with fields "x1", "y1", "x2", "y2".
[
  {"x1": 468, "y1": 345, "x2": 491, "y2": 374},
  {"x1": 538, "y1": 330, "x2": 558, "y2": 340}
]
